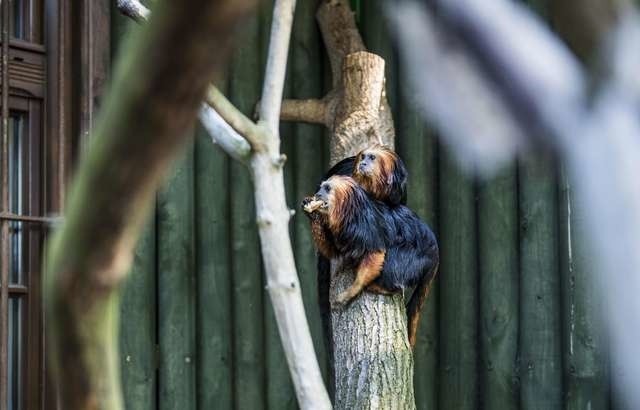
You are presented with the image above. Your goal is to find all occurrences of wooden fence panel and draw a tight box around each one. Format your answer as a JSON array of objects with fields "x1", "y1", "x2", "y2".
[
  {"x1": 478, "y1": 165, "x2": 519, "y2": 410},
  {"x1": 228, "y1": 12, "x2": 266, "y2": 410},
  {"x1": 195, "y1": 123, "x2": 234, "y2": 409},
  {"x1": 157, "y1": 146, "x2": 197, "y2": 410},
  {"x1": 518, "y1": 154, "x2": 562, "y2": 410},
  {"x1": 438, "y1": 149, "x2": 478, "y2": 410},
  {"x1": 115, "y1": 1, "x2": 612, "y2": 409}
]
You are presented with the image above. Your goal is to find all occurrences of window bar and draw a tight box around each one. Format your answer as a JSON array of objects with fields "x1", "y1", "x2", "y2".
[
  {"x1": 0, "y1": 211, "x2": 61, "y2": 226},
  {"x1": 0, "y1": 0, "x2": 11, "y2": 408}
]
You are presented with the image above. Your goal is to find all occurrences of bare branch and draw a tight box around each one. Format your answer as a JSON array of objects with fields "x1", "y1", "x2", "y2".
[
  {"x1": 199, "y1": 104, "x2": 251, "y2": 163},
  {"x1": 259, "y1": 0, "x2": 297, "y2": 137},
  {"x1": 252, "y1": 0, "x2": 332, "y2": 407},
  {"x1": 45, "y1": 0, "x2": 256, "y2": 408},
  {"x1": 116, "y1": 0, "x2": 150, "y2": 23},
  {"x1": 279, "y1": 98, "x2": 328, "y2": 125},
  {"x1": 204, "y1": 85, "x2": 263, "y2": 148},
  {"x1": 316, "y1": 0, "x2": 366, "y2": 87}
]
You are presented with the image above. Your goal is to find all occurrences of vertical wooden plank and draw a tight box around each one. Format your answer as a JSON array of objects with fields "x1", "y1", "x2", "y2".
[
  {"x1": 517, "y1": 4, "x2": 561, "y2": 410},
  {"x1": 194, "y1": 121, "x2": 233, "y2": 409},
  {"x1": 229, "y1": 14, "x2": 265, "y2": 410},
  {"x1": 518, "y1": 153, "x2": 562, "y2": 410},
  {"x1": 120, "y1": 219, "x2": 157, "y2": 410},
  {"x1": 261, "y1": 2, "x2": 297, "y2": 408},
  {"x1": 113, "y1": 7, "x2": 157, "y2": 410},
  {"x1": 397, "y1": 108, "x2": 439, "y2": 410},
  {"x1": 478, "y1": 165, "x2": 519, "y2": 410},
  {"x1": 360, "y1": 0, "x2": 397, "y2": 115},
  {"x1": 438, "y1": 150, "x2": 478, "y2": 410},
  {"x1": 291, "y1": 0, "x2": 329, "y2": 383},
  {"x1": 158, "y1": 147, "x2": 197, "y2": 410},
  {"x1": 558, "y1": 171, "x2": 609, "y2": 410}
]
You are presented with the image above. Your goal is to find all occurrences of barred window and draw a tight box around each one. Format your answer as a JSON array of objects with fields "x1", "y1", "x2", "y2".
[{"x1": 1, "y1": 1, "x2": 68, "y2": 409}]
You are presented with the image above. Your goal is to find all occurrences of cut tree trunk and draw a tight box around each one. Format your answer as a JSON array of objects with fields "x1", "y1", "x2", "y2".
[{"x1": 281, "y1": 1, "x2": 415, "y2": 408}]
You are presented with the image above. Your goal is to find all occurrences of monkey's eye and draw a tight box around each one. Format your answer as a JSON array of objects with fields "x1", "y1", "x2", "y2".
[
  {"x1": 368, "y1": 154, "x2": 376, "y2": 160},
  {"x1": 324, "y1": 185, "x2": 331, "y2": 193}
]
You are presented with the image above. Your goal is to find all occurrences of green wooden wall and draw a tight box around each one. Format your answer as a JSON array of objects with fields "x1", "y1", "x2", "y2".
[{"x1": 112, "y1": 1, "x2": 610, "y2": 409}]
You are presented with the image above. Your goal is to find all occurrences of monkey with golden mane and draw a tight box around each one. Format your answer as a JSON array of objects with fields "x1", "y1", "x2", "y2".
[{"x1": 303, "y1": 145, "x2": 439, "y2": 348}]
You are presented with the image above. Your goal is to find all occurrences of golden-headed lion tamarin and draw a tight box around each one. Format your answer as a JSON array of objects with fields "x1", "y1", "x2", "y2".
[{"x1": 304, "y1": 159, "x2": 439, "y2": 347}]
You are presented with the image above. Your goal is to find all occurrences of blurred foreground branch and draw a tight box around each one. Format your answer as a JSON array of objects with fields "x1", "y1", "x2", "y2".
[
  {"x1": 118, "y1": 1, "x2": 332, "y2": 408},
  {"x1": 44, "y1": 0, "x2": 256, "y2": 409},
  {"x1": 392, "y1": 0, "x2": 640, "y2": 407}
]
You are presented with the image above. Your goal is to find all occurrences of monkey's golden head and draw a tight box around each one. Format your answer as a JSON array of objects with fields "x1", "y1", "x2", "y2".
[
  {"x1": 353, "y1": 144, "x2": 406, "y2": 203},
  {"x1": 314, "y1": 175, "x2": 362, "y2": 231}
]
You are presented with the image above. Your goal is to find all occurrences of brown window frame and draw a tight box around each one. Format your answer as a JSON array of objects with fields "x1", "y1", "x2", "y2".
[{"x1": 0, "y1": 0, "x2": 76, "y2": 408}]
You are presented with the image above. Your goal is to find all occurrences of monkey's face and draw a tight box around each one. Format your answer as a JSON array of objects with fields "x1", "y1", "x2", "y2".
[
  {"x1": 354, "y1": 145, "x2": 396, "y2": 178},
  {"x1": 354, "y1": 148, "x2": 379, "y2": 177},
  {"x1": 314, "y1": 175, "x2": 356, "y2": 217},
  {"x1": 314, "y1": 181, "x2": 334, "y2": 214}
]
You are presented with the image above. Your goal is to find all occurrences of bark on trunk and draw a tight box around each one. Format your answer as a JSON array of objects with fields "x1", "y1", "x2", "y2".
[
  {"x1": 282, "y1": 1, "x2": 416, "y2": 407},
  {"x1": 331, "y1": 264, "x2": 414, "y2": 409}
]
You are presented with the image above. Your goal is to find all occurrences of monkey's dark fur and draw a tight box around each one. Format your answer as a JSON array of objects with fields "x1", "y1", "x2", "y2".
[{"x1": 306, "y1": 146, "x2": 439, "y2": 352}]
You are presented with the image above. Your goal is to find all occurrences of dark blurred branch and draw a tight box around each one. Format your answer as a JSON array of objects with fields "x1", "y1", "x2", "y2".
[{"x1": 45, "y1": 0, "x2": 256, "y2": 408}]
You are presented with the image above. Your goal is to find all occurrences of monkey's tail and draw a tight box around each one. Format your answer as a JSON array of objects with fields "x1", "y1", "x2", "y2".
[{"x1": 406, "y1": 255, "x2": 439, "y2": 349}]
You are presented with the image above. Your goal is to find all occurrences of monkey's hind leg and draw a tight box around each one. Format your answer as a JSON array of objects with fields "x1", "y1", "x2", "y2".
[{"x1": 333, "y1": 250, "x2": 385, "y2": 308}]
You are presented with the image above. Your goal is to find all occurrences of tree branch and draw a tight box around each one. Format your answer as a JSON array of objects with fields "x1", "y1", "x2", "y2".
[
  {"x1": 116, "y1": 0, "x2": 150, "y2": 23},
  {"x1": 316, "y1": 0, "x2": 366, "y2": 87},
  {"x1": 199, "y1": 104, "x2": 251, "y2": 163},
  {"x1": 259, "y1": 0, "x2": 297, "y2": 137},
  {"x1": 251, "y1": 0, "x2": 332, "y2": 407},
  {"x1": 45, "y1": 0, "x2": 256, "y2": 409},
  {"x1": 279, "y1": 98, "x2": 328, "y2": 125},
  {"x1": 204, "y1": 85, "x2": 263, "y2": 148}
]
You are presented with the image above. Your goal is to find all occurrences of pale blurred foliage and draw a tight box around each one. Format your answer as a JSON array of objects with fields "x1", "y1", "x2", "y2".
[{"x1": 391, "y1": 0, "x2": 640, "y2": 407}]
